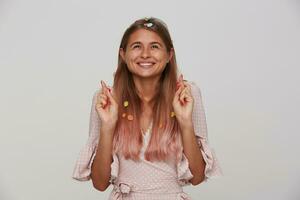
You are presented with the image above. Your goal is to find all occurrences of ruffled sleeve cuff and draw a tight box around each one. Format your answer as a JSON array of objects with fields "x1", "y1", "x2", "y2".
[
  {"x1": 72, "y1": 140, "x2": 98, "y2": 181},
  {"x1": 72, "y1": 142, "x2": 120, "y2": 184},
  {"x1": 197, "y1": 136, "x2": 223, "y2": 182},
  {"x1": 109, "y1": 153, "x2": 119, "y2": 184},
  {"x1": 176, "y1": 137, "x2": 223, "y2": 186}
]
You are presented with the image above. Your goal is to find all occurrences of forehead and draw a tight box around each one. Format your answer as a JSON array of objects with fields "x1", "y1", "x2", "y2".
[{"x1": 128, "y1": 29, "x2": 164, "y2": 44}]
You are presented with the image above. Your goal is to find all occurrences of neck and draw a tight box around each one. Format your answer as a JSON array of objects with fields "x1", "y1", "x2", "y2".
[{"x1": 133, "y1": 75, "x2": 160, "y2": 107}]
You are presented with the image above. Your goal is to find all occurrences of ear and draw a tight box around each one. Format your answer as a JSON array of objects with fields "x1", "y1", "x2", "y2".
[
  {"x1": 119, "y1": 48, "x2": 125, "y2": 61},
  {"x1": 168, "y1": 48, "x2": 174, "y2": 62}
]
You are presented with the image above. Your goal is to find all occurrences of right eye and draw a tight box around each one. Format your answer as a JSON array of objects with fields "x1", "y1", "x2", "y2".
[{"x1": 133, "y1": 45, "x2": 141, "y2": 49}]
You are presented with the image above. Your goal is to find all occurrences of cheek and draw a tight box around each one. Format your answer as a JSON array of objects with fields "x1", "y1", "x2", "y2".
[
  {"x1": 153, "y1": 51, "x2": 168, "y2": 61},
  {"x1": 126, "y1": 51, "x2": 140, "y2": 59}
]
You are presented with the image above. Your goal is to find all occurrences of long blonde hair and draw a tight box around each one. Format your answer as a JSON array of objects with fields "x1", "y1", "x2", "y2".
[{"x1": 112, "y1": 17, "x2": 183, "y2": 163}]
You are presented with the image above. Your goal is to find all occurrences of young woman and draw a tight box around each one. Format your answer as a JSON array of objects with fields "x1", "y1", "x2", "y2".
[{"x1": 72, "y1": 17, "x2": 222, "y2": 200}]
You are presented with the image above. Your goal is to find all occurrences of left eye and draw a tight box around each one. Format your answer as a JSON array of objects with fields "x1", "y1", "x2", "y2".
[{"x1": 152, "y1": 45, "x2": 159, "y2": 49}]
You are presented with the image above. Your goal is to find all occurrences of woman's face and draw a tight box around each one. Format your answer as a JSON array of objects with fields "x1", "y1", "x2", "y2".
[{"x1": 120, "y1": 29, "x2": 173, "y2": 79}]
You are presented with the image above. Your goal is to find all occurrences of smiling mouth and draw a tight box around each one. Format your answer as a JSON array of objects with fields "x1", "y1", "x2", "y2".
[{"x1": 137, "y1": 62, "x2": 156, "y2": 68}]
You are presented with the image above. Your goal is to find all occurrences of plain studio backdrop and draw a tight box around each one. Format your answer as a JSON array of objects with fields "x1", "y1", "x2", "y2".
[{"x1": 0, "y1": 0, "x2": 299, "y2": 199}]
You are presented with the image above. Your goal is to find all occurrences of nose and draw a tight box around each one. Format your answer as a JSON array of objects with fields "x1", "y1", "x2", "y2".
[{"x1": 141, "y1": 47, "x2": 151, "y2": 58}]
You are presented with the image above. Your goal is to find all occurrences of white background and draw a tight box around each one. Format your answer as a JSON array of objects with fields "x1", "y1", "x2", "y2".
[{"x1": 0, "y1": 0, "x2": 299, "y2": 199}]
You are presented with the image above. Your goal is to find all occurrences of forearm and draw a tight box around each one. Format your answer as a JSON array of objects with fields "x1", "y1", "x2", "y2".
[
  {"x1": 179, "y1": 121, "x2": 206, "y2": 185},
  {"x1": 91, "y1": 125, "x2": 115, "y2": 191}
]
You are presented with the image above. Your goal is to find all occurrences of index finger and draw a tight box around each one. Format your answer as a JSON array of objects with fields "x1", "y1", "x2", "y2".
[{"x1": 100, "y1": 80, "x2": 109, "y2": 94}]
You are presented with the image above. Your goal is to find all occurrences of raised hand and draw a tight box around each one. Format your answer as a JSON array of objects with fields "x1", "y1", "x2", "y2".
[
  {"x1": 172, "y1": 74, "x2": 194, "y2": 125},
  {"x1": 96, "y1": 80, "x2": 119, "y2": 129}
]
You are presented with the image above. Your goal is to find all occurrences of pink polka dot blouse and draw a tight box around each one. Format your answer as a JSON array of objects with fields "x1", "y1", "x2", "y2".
[{"x1": 72, "y1": 81, "x2": 223, "y2": 199}]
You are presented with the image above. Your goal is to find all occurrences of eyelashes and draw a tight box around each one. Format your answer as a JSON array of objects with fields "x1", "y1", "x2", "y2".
[{"x1": 132, "y1": 45, "x2": 159, "y2": 49}]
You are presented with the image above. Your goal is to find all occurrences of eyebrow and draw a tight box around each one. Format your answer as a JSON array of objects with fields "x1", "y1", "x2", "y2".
[{"x1": 129, "y1": 41, "x2": 163, "y2": 48}]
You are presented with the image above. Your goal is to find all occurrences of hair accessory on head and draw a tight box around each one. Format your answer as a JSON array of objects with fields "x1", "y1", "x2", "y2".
[
  {"x1": 143, "y1": 17, "x2": 153, "y2": 27},
  {"x1": 144, "y1": 22, "x2": 153, "y2": 27}
]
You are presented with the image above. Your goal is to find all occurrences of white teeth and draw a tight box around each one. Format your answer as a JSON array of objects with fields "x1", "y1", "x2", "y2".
[
  {"x1": 139, "y1": 63, "x2": 154, "y2": 66},
  {"x1": 138, "y1": 62, "x2": 155, "y2": 68}
]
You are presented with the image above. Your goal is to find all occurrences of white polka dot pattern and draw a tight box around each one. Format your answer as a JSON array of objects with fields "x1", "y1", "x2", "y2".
[
  {"x1": 71, "y1": 81, "x2": 223, "y2": 199},
  {"x1": 108, "y1": 128, "x2": 192, "y2": 199}
]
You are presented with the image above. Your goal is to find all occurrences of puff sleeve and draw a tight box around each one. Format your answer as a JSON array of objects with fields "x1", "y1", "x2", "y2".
[
  {"x1": 72, "y1": 90, "x2": 119, "y2": 184},
  {"x1": 177, "y1": 81, "x2": 223, "y2": 186}
]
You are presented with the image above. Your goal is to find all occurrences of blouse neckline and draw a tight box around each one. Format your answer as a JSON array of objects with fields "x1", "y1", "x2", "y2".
[{"x1": 141, "y1": 120, "x2": 153, "y2": 136}]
